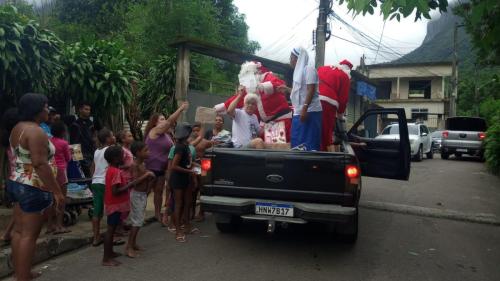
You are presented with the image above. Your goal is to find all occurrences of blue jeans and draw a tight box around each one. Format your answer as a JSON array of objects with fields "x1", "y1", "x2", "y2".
[{"x1": 6, "y1": 180, "x2": 53, "y2": 213}]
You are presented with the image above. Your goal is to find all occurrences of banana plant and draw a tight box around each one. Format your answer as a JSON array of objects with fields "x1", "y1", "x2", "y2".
[
  {"x1": 0, "y1": 5, "x2": 62, "y2": 102},
  {"x1": 59, "y1": 40, "x2": 139, "y2": 126}
]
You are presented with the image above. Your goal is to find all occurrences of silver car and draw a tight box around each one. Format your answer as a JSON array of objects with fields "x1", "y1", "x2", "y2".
[
  {"x1": 441, "y1": 117, "x2": 487, "y2": 161},
  {"x1": 376, "y1": 123, "x2": 433, "y2": 161}
]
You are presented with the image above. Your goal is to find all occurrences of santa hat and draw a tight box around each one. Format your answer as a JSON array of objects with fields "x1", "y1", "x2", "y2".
[{"x1": 339, "y1": 59, "x2": 353, "y2": 70}]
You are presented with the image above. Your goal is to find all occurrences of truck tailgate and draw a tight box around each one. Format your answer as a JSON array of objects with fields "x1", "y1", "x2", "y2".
[{"x1": 204, "y1": 149, "x2": 354, "y2": 204}]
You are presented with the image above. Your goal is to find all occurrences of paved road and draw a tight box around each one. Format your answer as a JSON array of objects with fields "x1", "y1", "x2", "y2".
[{"x1": 8, "y1": 156, "x2": 500, "y2": 281}]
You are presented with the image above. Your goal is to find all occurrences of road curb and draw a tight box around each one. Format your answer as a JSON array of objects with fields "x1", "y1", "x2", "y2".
[
  {"x1": 360, "y1": 200, "x2": 500, "y2": 226},
  {"x1": 0, "y1": 215, "x2": 157, "y2": 279}
]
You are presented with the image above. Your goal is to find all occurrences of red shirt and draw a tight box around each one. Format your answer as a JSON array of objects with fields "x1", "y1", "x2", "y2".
[
  {"x1": 51, "y1": 137, "x2": 71, "y2": 170},
  {"x1": 105, "y1": 166, "x2": 130, "y2": 215}
]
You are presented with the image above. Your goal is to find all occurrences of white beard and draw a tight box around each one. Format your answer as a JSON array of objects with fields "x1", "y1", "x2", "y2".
[{"x1": 238, "y1": 62, "x2": 261, "y2": 94}]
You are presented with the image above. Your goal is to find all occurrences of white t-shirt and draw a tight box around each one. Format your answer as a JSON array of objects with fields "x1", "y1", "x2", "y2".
[
  {"x1": 91, "y1": 146, "x2": 109, "y2": 184},
  {"x1": 290, "y1": 66, "x2": 322, "y2": 115},
  {"x1": 231, "y1": 109, "x2": 260, "y2": 148}
]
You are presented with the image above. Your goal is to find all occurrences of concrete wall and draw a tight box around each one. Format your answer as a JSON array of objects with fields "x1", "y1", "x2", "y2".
[
  {"x1": 185, "y1": 90, "x2": 233, "y2": 130},
  {"x1": 375, "y1": 100, "x2": 446, "y2": 129},
  {"x1": 369, "y1": 64, "x2": 453, "y2": 79}
]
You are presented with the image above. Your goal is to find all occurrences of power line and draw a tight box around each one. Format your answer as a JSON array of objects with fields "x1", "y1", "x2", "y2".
[{"x1": 374, "y1": 20, "x2": 386, "y2": 63}]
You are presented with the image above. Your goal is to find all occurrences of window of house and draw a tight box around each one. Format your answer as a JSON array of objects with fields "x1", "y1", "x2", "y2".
[
  {"x1": 377, "y1": 81, "x2": 392, "y2": 100},
  {"x1": 408, "y1": 80, "x2": 431, "y2": 99},
  {"x1": 411, "y1": 108, "x2": 429, "y2": 121}
]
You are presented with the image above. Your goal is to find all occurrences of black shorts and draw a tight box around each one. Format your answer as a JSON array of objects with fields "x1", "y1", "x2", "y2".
[
  {"x1": 107, "y1": 211, "x2": 122, "y2": 226},
  {"x1": 152, "y1": 170, "x2": 165, "y2": 177},
  {"x1": 169, "y1": 173, "x2": 189, "y2": 189}
]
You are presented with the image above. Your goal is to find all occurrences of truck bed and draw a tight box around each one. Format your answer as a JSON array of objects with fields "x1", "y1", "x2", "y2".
[{"x1": 202, "y1": 148, "x2": 358, "y2": 206}]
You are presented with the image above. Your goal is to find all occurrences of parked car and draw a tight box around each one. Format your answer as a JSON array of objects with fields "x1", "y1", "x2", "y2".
[
  {"x1": 431, "y1": 130, "x2": 443, "y2": 153},
  {"x1": 376, "y1": 122, "x2": 433, "y2": 161},
  {"x1": 441, "y1": 117, "x2": 487, "y2": 161},
  {"x1": 200, "y1": 109, "x2": 411, "y2": 243}
]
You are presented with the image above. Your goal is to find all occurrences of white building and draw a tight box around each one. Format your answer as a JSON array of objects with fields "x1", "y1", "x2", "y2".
[{"x1": 366, "y1": 62, "x2": 453, "y2": 129}]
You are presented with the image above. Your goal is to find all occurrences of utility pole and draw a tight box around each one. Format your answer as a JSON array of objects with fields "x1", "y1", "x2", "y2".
[
  {"x1": 315, "y1": 0, "x2": 330, "y2": 68},
  {"x1": 450, "y1": 23, "x2": 464, "y2": 117}
]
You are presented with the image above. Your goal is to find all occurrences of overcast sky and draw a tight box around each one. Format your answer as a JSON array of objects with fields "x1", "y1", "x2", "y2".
[{"x1": 234, "y1": 0, "x2": 443, "y2": 66}]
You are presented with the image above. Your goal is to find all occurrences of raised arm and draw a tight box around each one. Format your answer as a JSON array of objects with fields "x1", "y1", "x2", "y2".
[
  {"x1": 153, "y1": 102, "x2": 189, "y2": 135},
  {"x1": 227, "y1": 88, "x2": 245, "y2": 118}
]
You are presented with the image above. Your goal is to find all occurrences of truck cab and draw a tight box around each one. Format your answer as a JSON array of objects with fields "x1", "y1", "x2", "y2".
[{"x1": 200, "y1": 108, "x2": 411, "y2": 243}]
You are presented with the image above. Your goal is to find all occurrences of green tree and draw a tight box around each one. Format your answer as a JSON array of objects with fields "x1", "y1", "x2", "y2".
[
  {"x1": 139, "y1": 55, "x2": 177, "y2": 118},
  {"x1": 339, "y1": 0, "x2": 499, "y2": 64},
  {"x1": 0, "y1": 5, "x2": 62, "y2": 109},
  {"x1": 59, "y1": 40, "x2": 139, "y2": 128},
  {"x1": 455, "y1": 0, "x2": 500, "y2": 65}
]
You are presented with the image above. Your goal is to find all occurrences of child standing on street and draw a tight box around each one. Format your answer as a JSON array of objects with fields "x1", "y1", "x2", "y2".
[
  {"x1": 169, "y1": 124, "x2": 199, "y2": 243},
  {"x1": 90, "y1": 128, "x2": 116, "y2": 246},
  {"x1": 125, "y1": 141, "x2": 155, "y2": 258},
  {"x1": 117, "y1": 130, "x2": 134, "y2": 183},
  {"x1": 50, "y1": 121, "x2": 72, "y2": 234},
  {"x1": 102, "y1": 145, "x2": 129, "y2": 266}
]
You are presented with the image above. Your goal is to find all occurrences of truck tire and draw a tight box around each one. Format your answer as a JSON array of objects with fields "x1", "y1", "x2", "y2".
[
  {"x1": 441, "y1": 152, "x2": 449, "y2": 160},
  {"x1": 414, "y1": 146, "x2": 423, "y2": 162},
  {"x1": 215, "y1": 215, "x2": 242, "y2": 233},
  {"x1": 455, "y1": 153, "x2": 462, "y2": 159},
  {"x1": 426, "y1": 150, "x2": 434, "y2": 159},
  {"x1": 336, "y1": 210, "x2": 358, "y2": 244}
]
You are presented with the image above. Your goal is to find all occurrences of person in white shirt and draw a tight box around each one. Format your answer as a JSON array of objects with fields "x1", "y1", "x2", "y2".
[
  {"x1": 278, "y1": 46, "x2": 322, "y2": 151},
  {"x1": 227, "y1": 89, "x2": 265, "y2": 149}
]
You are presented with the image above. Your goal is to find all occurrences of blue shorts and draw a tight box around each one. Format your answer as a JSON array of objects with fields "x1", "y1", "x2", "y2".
[
  {"x1": 291, "y1": 112, "x2": 322, "y2": 151},
  {"x1": 6, "y1": 180, "x2": 53, "y2": 213},
  {"x1": 107, "y1": 211, "x2": 122, "y2": 226}
]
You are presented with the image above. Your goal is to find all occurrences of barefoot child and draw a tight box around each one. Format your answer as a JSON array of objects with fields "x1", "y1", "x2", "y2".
[
  {"x1": 90, "y1": 128, "x2": 116, "y2": 246},
  {"x1": 125, "y1": 141, "x2": 155, "y2": 258},
  {"x1": 101, "y1": 145, "x2": 130, "y2": 266}
]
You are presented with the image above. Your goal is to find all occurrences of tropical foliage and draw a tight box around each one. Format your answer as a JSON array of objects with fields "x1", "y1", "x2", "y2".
[
  {"x1": 0, "y1": 5, "x2": 61, "y2": 104},
  {"x1": 139, "y1": 55, "x2": 177, "y2": 118},
  {"x1": 59, "y1": 40, "x2": 139, "y2": 123}
]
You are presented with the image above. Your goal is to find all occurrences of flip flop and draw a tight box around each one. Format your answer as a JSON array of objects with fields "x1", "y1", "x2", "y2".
[
  {"x1": 113, "y1": 239, "x2": 125, "y2": 246},
  {"x1": 92, "y1": 239, "x2": 104, "y2": 247},
  {"x1": 167, "y1": 226, "x2": 176, "y2": 234},
  {"x1": 53, "y1": 229, "x2": 72, "y2": 235},
  {"x1": 187, "y1": 227, "x2": 200, "y2": 235},
  {"x1": 175, "y1": 234, "x2": 186, "y2": 243}
]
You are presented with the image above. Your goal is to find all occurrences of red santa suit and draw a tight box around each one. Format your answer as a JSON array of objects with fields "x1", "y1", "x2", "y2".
[
  {"x1": 214, "y1": 63, "x2": 292, "y2": 142},
  {"x1": 318, "y1": 59, "x2": 353, "y2": 151}
]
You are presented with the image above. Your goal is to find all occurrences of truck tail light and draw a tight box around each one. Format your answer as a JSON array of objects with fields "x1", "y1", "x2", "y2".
[
  {"x1": 346, "y1": 165, "x2": 360, "y2": 184},
  {"x1": 201, "y1": 158, "x2": 212, "y2": 172},
  {"x1": 478, "y1": 132, "x2": 485, "y2": 140},
  {"x1": 442, "y1": 131, "x2": 449, "y2": 139}
]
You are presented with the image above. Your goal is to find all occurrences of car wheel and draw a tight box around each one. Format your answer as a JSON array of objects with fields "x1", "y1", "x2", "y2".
[
  {"x1": 441, "y1": 152, "x2": 449, "y2": 160},
  {"x1": 426, "y1": 149, "x2": 434, "y2": 159},
  {"x1": 215, "y1": 215, "x2": 242, "y2": 233},
  {"x1": 336, "y1": 210, "x2": 358, "y2": 244},
  {"x1": 414, "y1": 146, "x2": 423, "y2": 162},
  {"x1": 455, "y1": 153, "x2": 462, "y2": 159}
]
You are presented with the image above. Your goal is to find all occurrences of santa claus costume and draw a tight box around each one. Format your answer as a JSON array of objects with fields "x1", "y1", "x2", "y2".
[
  {"x1": 317, "y1": 59, "x2": 353, "y2": 151},
  {"x1": 214, "y1": 62, "x2": 292, "y2": 142}
]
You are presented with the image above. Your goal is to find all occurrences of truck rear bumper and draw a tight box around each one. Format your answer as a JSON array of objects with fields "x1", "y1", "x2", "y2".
[{"x1": 200, "y1": 195, "x2": 357, "y2": 223}]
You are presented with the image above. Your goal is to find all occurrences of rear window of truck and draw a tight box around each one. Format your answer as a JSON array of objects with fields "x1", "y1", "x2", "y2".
[{"x1": 446, "y1": 117, "x2": 487, "y2": 131}]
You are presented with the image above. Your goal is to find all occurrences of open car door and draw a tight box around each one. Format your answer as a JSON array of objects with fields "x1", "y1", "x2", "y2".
[{"x1": 347, "y1": 108, "x2": 411, "y2": 180}]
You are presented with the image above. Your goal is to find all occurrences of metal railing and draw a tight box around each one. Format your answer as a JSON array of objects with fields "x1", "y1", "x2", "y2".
[{"x1": 189, "y1": 76, "x2": 237, "y2": 97}]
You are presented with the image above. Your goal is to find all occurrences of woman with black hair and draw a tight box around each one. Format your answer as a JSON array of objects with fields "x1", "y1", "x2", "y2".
[{"x1": 7, "y1": 93, "x2": 64, "y2": 280}]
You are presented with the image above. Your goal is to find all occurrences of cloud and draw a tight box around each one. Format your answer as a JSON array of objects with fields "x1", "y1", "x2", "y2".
[{"x1": 234, "y1": 0, "x2": 438, "y2": 66}]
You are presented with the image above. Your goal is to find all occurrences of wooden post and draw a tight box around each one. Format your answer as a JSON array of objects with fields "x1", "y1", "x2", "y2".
[{"x1": 175, "y1": 45, "x2": 191, "y2": 121}]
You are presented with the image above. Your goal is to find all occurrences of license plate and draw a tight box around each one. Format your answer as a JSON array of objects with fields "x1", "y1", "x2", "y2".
[
  {"x1": 255, "y1": 202, "x2": 294, "y2": 217},
  {"x1": 456, "y1": 148, "x2": 467, "y2": 152}
]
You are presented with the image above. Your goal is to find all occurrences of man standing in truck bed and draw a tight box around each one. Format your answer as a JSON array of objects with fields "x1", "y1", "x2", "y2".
[{"x1": 318, "y1": 60, "x2": 353, "y2": 151}]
